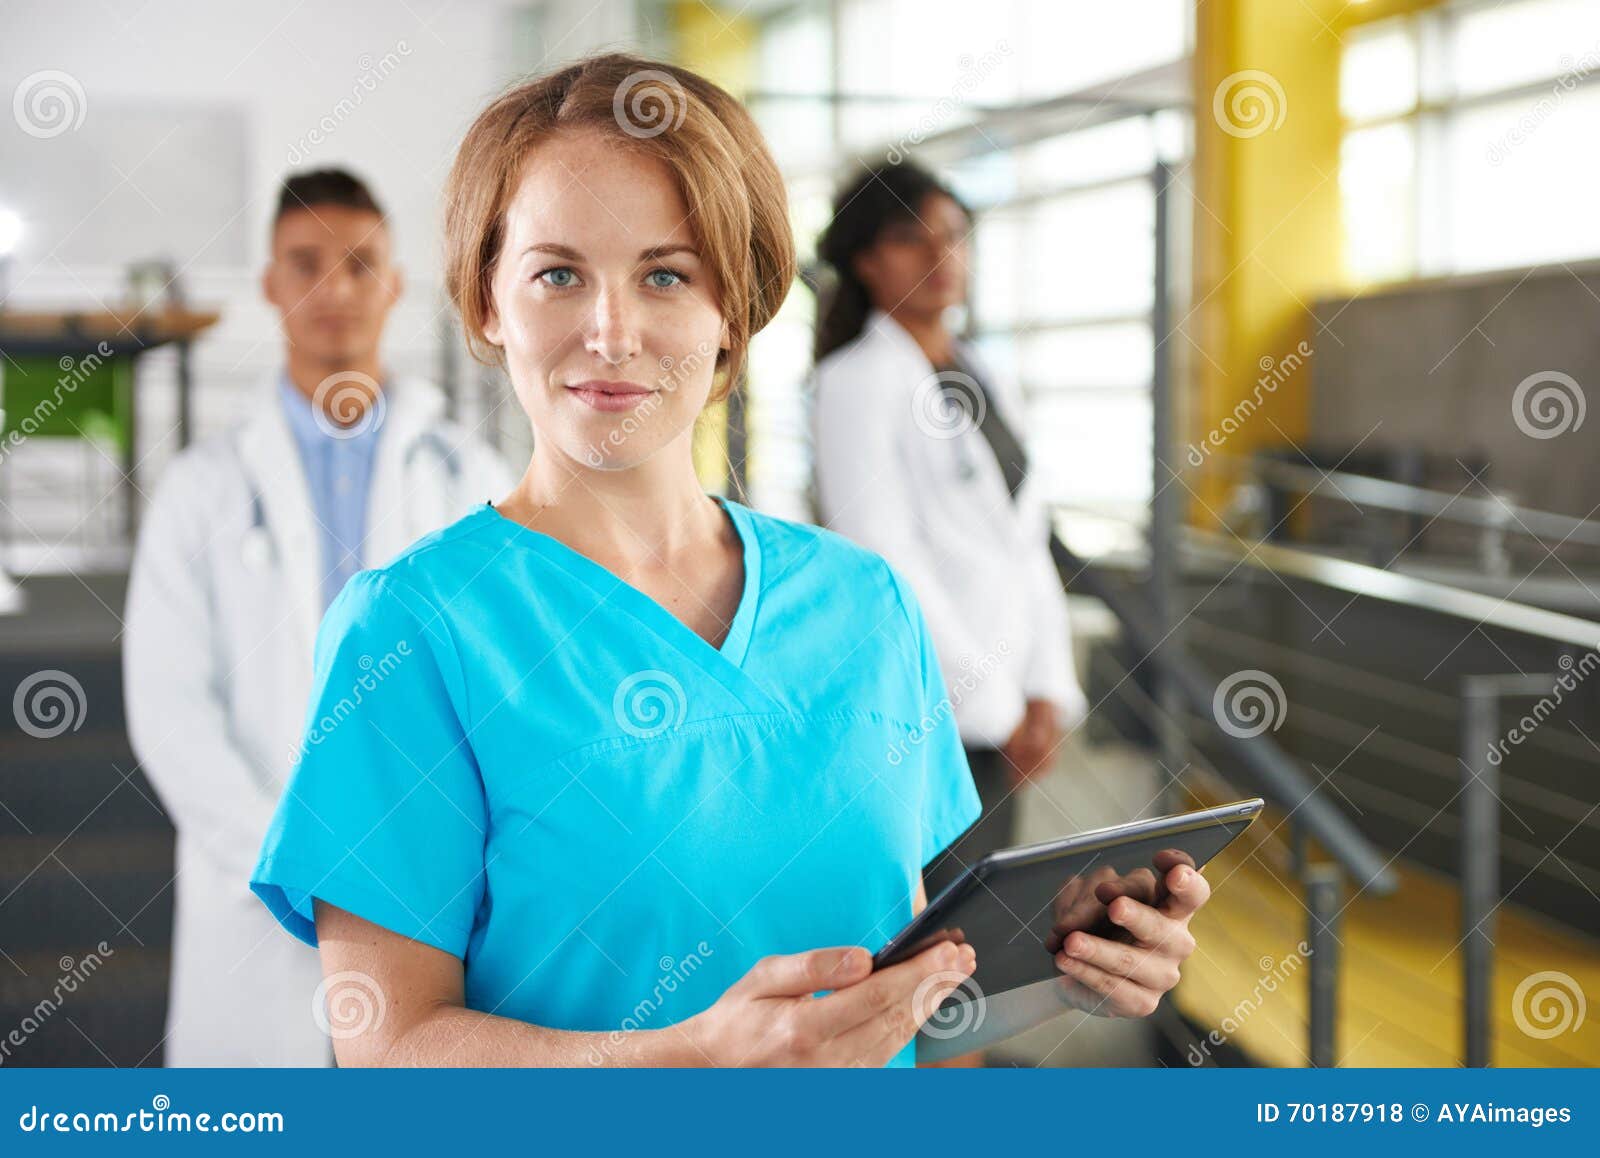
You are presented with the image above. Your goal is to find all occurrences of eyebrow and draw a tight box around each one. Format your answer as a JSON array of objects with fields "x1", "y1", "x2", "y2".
[{"x1": 519, "y1": 242, "x2": 700, "y2": 262}]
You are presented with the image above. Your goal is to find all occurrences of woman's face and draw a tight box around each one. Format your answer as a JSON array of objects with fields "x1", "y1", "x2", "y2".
[
  {"x1": 852, "y1": 191, "x2": 970, "y2": 316},
  {"x1": 484, "y1": 127, "x2": 729, "y2": 471}
]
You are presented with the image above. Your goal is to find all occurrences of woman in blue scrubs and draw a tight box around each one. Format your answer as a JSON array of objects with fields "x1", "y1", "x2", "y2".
[{"x1": 251, "y1": 52, "x2": 1212, "y2": 1067}]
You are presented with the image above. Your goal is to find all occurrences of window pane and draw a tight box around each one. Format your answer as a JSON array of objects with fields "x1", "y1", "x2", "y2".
[
  {"x1": 1341, "y1": 19, "x2": 1417, "y2": 121},
  {"x1": 1340, "y1": 121, "x2": 1417, "y2": 282},
  {"x1": 1022, "y1": 184, "x2": 1154, "y2": 320},
  {"x1": 1454, "y1": 0, "x2": 1600, "y2": 98},
  {"x1": 1445, "y1": 84, "x2": 1600, "y2": 272}
]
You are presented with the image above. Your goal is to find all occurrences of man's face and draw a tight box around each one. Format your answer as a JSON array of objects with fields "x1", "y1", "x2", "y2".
[{"x1": 262, "y1": 205, "x2": 402, "y2": 367}]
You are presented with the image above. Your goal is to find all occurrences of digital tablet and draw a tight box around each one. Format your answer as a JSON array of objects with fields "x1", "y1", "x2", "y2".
[{"x1": 874, "y1": 798, "x2": 1264, "y2": 1058}]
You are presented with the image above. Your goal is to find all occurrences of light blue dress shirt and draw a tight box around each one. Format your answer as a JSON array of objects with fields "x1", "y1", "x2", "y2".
[
  {"x1": 252, "y1": 497, "x2": 981, "y2": 1067},
  {"x1": 278, "y1": 377, "x2": 384, "y2": 610}
]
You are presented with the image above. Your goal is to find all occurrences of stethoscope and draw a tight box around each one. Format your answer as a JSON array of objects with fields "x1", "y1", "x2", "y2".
[{"x1": 239, "y1": 430, "x2": 462, "y2": 571}]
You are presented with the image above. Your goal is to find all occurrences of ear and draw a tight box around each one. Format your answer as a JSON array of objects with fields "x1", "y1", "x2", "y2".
[
  {"x1": 482, "y1": 297, "x2": 504, "y2": 348},
  {"x1": 387, "y1": 263, "x2": 406, "y2": 305},
  {"x1": 260, "y1": 263, "x2": 280, "y2": 311}
]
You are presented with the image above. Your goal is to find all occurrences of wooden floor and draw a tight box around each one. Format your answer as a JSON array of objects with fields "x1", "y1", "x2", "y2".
[{"x1": 1173, "y1": 811, "x2": 1600, "y2": 1067}]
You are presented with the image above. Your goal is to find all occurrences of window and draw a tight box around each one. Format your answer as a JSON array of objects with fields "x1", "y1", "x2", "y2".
[{"x1": 1340, "y1": 0, "x2": 1600, "y2": 282}]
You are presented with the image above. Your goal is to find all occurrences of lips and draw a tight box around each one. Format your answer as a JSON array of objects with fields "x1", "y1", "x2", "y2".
[{"x1": 566, "y1": 379, "x2": 656, "y2": 413}]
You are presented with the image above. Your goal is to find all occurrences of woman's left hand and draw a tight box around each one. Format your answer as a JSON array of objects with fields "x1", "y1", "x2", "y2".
[{"x1": 1048, "y1": 855, "x2": 1211, "y2": 1018}]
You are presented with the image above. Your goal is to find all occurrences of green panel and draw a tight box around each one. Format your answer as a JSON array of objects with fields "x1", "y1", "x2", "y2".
[{"x1": 0, "y1": 353, "x2": 133, "y2": 455}]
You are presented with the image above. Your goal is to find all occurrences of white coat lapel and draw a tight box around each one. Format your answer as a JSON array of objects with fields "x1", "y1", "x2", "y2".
[
  {"x1": 364, "y1": 376, "x2": 450, "y2": 569},
  {"x1": 236, "y1": 374, "x2": 323, "y2": 659}
]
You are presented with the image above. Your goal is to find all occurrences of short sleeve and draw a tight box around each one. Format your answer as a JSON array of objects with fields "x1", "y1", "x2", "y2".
[
  {"x1": 250, "y1": 570, "x2": 488, "y2": 956},
  {"x1": 887, "y1": 567, "x2": 982, "y2": 869}
]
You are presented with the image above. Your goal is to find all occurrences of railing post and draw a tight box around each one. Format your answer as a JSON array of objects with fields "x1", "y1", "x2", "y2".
[
  {"x1": 1458, "y1": 673, "x2": 1550, "y2": 1068},
  {"x1": 1459, "y1": 677, "x2": 1501, "y2": 1069},
  {"x1": 1147, "y1": 159, "x2": 1183, "y2": 813},
  {"x1": 1305, "y1": 864, "x2": 1341, "y2": 1068}
]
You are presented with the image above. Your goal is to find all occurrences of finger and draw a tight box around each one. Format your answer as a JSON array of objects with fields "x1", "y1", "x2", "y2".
[
  {"x1": 1161, "y1": 863, "x2": 1211, "y2": 919},
  {"x1": 1057, "y1": 928, "x2": 1181, "y2": 992},
  {"x1": 1093, "y1": 866, "x2": 1160, "y2": 907},
  {"x1": 737, "y1": 946, "x2": 871, "y2": 998},
  {"x1": 806, "y1": 941, "x2": 974, "y2": 1041},
  {"x1": 1053, "y1": 950, "x2": 1162, "y2": 1017},
  {"x1": 828, "y1": 954, "x2": 976, "y2": 1066}
]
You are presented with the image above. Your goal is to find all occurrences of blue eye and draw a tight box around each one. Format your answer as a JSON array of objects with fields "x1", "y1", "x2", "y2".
[
  {"x1": 647, "y1": 267, "x2": 684, "y2": 289},
  {"x1": 537, "y1": 267, "x2": 578, "y2": 288}
]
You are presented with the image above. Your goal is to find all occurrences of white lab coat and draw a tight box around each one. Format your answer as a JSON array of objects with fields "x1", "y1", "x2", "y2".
[
  {"x1": 123, "y1": 371, "x2": 514, "y2": 1067},
  {"x1": 812, "y1": 309, "x2": 1087, "y2": 748}
]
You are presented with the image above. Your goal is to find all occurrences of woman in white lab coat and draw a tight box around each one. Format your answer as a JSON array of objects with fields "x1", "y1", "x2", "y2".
[
  {"x1": 122, "y1": 371, "x2": 510, "y2": 1065},
  {"x1": 811, "y1": 159, "x2": 1088, "y2": 900}
]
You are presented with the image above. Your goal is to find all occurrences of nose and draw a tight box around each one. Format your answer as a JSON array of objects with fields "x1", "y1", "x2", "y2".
[{"x1": 584, "y1": 285, "x2": 641, "y2": 366}]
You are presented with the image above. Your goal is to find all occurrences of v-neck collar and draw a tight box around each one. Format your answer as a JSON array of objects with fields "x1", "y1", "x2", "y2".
[{"x1": 477, "y1": 493, "x2": 762, "y2": 670}]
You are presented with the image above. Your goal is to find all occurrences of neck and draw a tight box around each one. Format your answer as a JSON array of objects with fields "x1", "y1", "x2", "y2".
[
  {"x1": 284, "y1": 348, "x2": 385, "y2": 419},
  {"x1": 511, "y1": 432, "x2": 723, "y2": 568},
  {"x1": 881, "y1": 305, "x2": 954, "y2": 365}
]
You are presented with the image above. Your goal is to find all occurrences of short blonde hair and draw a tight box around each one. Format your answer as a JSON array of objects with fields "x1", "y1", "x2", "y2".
[{"x1": 443, "y1": 52, "x2": 796, "y2": 403}]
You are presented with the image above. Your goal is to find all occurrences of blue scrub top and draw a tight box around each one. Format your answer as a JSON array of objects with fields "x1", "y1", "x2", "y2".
[{"x1": 251, "y1": 496, "x2": 981, "y2": 1068}]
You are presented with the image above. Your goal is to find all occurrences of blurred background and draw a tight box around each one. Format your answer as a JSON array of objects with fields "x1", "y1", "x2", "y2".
[{"x1": 0, "y1": 0, "x2": 1596, "y2": 1068}]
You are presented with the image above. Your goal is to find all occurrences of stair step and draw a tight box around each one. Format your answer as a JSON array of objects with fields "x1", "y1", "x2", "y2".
[
  {"x1": 0, "y1": 733, "x2": 171, "y2": 839},
  {"x1": 0, "y1": 831, "x2": 174, "y2": 954}
]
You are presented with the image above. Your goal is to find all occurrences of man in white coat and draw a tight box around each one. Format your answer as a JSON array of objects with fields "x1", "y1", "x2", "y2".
[{"x1": 124, "y1": 170, "x2": 512, "y2": 1066}]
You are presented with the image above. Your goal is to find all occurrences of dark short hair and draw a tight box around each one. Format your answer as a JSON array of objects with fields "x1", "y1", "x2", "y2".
[{"x1": 273, "y1": 168, "x2": 386, "y2": 232}]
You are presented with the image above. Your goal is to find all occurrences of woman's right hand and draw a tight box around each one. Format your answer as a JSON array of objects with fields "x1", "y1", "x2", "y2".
[{"x1": 683, "y1": 940, "x2": 977, "y2": 1067}]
